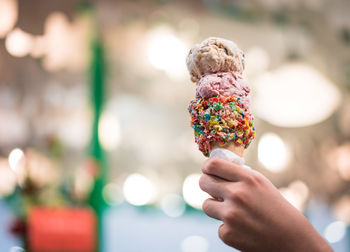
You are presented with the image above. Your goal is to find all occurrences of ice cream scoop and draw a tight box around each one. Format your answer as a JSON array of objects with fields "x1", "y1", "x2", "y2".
[
  {"x1": 186, "y1": 37, "x2": 245, "y2": 83},
  {"x1": 196, "y1": 72, "x2": 251, "y2": 108}
]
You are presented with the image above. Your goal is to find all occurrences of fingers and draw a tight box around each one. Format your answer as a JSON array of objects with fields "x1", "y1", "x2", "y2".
[
  {"x1": 202, "y1": 198, "x2": 224, "y2": 220},
  {"x1": 202, "y1": 158, "x2": 250, "y2": 182},
  {"x1": 199, "y1": 174, "x2": 228, "y2": 199}
]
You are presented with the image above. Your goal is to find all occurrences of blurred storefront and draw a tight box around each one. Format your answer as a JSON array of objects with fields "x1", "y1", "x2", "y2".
[{"x1": 0, "y1": 0, "x2": 350, "y2": 251}]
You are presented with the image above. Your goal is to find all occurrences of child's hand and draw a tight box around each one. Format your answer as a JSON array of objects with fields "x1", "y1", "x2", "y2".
[{"x1": 199, "y1": 158, "x2": 333, "y2": 252}]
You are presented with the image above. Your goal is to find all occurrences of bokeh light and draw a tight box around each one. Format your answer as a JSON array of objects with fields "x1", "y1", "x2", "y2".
[
  {"x1": 123, "y1": 173, "x2": 157, "y2": 206},
  {"x1": 258, "y1": 133, "x2": 291, "y2": 173},
  {"x1": 8, "y1": 148, "x2": 24, "y2": 173},
  {"x1": 73, "y1": 165, "x2": 94, "y2": 201},
  {"x1": 253, "y1": 63, "x2": 341, "y2": 127},
  {"x1": 8, "y1": 148, "x2": 25, "y2": 185},
  {"x1": 147, "y1": 26, "x2": 188, "y2": 78},
  {"x1": 160, "y1": 193, "x2": 186, "y2": 217},
  {"x1": 245, "y1": 47, "x2": 270, "y2": 75},
  {"x1": 323, "y1": 221, "x2": 346, "y2": 243},
  {"x1": 334, "y1": 196, "x2": 350, "y2": 224},
  {"x1": 0, "y1": 158, "x2": 17, "y2": 197},
  {"x1": 5, "y1": 28, "x2": 34, "y2": 57},
  {"x1": 279, "y1": 180, "x2": 309, "y2": 211},
  {"x1": 25, "y1": 149, "x2": 59, "y2": 188},
  {"x1": 329, "y1": 143, "x2": 350, "y2": 180},
  {"x1": 98, "y1": 111, "x2": 121, "y2": 151},
  {"x1": 182, "y1": 174, "x2": 209, "y2": 210},
  {"x1": 0, "y1": 0, "x2": 18, "y2": 38},
  {"x1": 181, "y1": 235, "x2": 209, "y2": 252}
]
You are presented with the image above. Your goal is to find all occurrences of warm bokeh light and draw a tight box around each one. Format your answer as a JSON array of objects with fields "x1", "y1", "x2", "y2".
[
  {"x1": 279, "y1": 180, "x2": 309, "y2": 211},
  {"x1": 147, "y1": 27, "x2": 188, "y2": 78},
  {"x1": 330, "y1": 143, "x2": 350, "y2": 180},
  {"x1": 159, "y1": 193, "x2": 186, "y2": 217},
  {"x1": 182, "y1": 174, "x2": 209, "y2": 210},
  {"x1": 42, "y1": 12, "x2": 71, "y2": 71},
  {"x1": 5, "y1": 28, "x2": 34, "y2": 57},
  {"x1": 123, "y1": 173, "x2": 157, "y2": 206},
  {"x1": 258, "y1": 133, "x2": 291, "y2": 173},
  {"x1": 0, "y1": 158, "x2": 17, "y2": 197},
  {"x1": 42, "y1": 11, "x2": 88, "y2": 72},
  {"x1": 323, "y1": 221, "x2": 346, "y2": 243},
  {"x1": 245, "y1": 47, "x2": 270, "y2": 75},
  {"x1": 8, "y1": 148, "x2": 24, "y2": 172},
  {"x1": 8, "y1": 148, "x2": 25, "y2": 185},
  {"x1": 0, "y1": 0, "x2": 18, "y2": 38},
  {"x1": 73, "y1": 166, "x2": 94, "y2": 201},
  {"x1": 334, "y1": 196, "x2": 350, "y2": 224},
  {"x1": 181, "y1": 235, "x2": 209, "y2": 252},
  {"x1": 25, "y1": 149, "x2": 59, "y2": 187},
  {"x1": 253, "y1": 63, "x2": 341, "y2": 127},
  {"x1": 98, "y1": 111, "x2": 121, "y2": 151}
]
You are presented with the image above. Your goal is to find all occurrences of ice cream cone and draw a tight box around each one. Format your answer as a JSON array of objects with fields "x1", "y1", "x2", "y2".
[
  {"x1": 210, "y1": 142, "x2": 245, "y2": 158},
  {"x1": 186, "y1": 37, "x2": 255, "y2": 162}
]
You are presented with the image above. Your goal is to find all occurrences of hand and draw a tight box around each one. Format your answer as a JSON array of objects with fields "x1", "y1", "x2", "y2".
[{"x1": 199, "y1": 158, "x2": 333, "y2": 252}]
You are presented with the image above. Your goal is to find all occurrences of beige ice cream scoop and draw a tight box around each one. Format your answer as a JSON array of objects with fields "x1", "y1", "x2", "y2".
[{"x1": 186, "y1": 37, "x2": 245, "y2": 83}]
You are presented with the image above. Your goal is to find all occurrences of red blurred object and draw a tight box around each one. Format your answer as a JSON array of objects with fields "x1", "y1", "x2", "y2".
[
  {"x1": 9, "y1": 218, "x2": 27, "y2": 237},
  {"x1": 28, "y1": 207, "x2": 96, "y2": 252}
]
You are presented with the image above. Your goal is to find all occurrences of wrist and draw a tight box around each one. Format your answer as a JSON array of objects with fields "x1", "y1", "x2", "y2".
[{"x1": 286, "y1": 217, "x2": 333, "y2": 252}]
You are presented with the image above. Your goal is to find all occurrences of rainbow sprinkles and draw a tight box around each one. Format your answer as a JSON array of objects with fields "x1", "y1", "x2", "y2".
[{"x1": 188, "y1": 95, "x2": 255, "y2": 157}]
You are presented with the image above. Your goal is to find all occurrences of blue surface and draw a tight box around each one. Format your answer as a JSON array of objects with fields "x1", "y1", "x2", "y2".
[
  {"x1": 1, "y1": 200, "x2": 349, "y2": 252},
  {"x1": 103, "y1": 203, "x2": 235, "y2": 252}
]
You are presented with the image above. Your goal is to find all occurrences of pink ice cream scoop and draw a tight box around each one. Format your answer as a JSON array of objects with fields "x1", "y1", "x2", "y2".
[{"x1": 196, "y1": 72, "x2": 251, "y2": 107}]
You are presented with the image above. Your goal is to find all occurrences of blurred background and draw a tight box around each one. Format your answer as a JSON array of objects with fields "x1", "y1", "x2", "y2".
[{"x1": 0, "y1": 0, "x2": 350, "y2": 251}]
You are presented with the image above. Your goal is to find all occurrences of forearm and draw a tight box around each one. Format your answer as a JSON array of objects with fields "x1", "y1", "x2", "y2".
[{"x1": 284, "y1": 215, "x2": 333, "y2": 252}]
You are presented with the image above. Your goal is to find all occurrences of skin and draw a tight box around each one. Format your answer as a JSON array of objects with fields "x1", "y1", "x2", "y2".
[{"x1": 199, "y1": 158, "x2": 334, "y2": 252}]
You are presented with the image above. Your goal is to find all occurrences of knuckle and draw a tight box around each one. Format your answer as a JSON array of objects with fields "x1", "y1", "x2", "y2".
[
  {"x1": 244, "y1": 171, "x2": 264, "y2": 186},
  {"x1": 222, "y1": 209, "x2": 237, "y2": 223},
  {"x1": 225, "y1": 186, "x2": 246, "y2": 205},
  {"x1": 198, "y1": 175, "x2": 207, "y2": 190},
  {"x1": 201, "y1": 199, "x2": 211, "y2": 213},
  {"x1": 218, "y1": 225, "x2": 232, "y2": 245},
  {"x1": 232, "y1": 190, "x2": 247, "y2": 205},
  {"x1": 226, "y1": 186, "x2": 237, "y2": 201},
  {"x1": 203, "y1": 158, "x2": 221, "y2": 173}
]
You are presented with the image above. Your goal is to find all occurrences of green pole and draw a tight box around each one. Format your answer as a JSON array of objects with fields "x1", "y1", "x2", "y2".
[
  {"x1": 88, "y1": 36, "x2": 107, "y2": 252},
  {"x1": 76, "y1": 3, "x2": 108, "y2": 250}
]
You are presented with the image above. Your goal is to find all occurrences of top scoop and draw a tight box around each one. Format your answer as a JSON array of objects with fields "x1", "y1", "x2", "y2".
[{"x1": 186, "y1": 37, "x2": 245, "y2": 83}]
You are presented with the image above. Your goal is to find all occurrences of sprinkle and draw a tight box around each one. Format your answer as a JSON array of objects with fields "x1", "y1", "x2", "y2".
[{"x1": 213, "y1": 102, "x2": 224, "y2": 111}]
